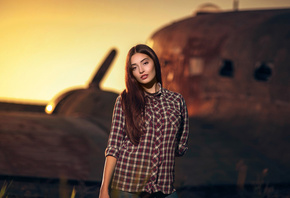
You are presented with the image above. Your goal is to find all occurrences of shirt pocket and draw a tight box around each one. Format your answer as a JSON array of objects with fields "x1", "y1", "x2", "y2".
[{"x1": 165, "y1": 108, "x2": 181, "y2": 132}]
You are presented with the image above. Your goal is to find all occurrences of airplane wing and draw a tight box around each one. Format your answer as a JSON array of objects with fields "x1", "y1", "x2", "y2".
[{"x1": 0, "y1": 111, "x2": 108, "y2": 181}]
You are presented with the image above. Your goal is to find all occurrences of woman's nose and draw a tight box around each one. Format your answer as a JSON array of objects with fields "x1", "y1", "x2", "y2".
[{"x1": 139, "y1": 66, "x2": 144, "y2": 73}]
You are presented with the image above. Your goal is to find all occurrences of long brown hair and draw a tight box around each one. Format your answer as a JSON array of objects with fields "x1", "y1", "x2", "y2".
[{"x1": 121, "y1": 44, "x2": 162, "y2": 145}]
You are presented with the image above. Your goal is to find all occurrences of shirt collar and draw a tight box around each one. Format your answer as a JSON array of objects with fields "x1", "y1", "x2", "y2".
[{"x1": 144, "y1": 83, "x2": 163, "y2": 98}]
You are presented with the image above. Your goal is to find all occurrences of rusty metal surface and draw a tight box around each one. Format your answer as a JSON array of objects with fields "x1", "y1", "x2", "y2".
[
  {"x1": 150, "y1": 9, "x2": 290, "y2": 118},
  {"x1": 0, "y1": 111, "x2": 108, "y2": 181}
]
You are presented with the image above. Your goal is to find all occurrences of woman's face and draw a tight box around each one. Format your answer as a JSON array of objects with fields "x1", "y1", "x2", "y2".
[{"x1": 130, "y1": 53, "x2": 156, "y2": 86}]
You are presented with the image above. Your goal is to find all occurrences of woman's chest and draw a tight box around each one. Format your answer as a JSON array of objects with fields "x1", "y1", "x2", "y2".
[{"x1": 144, "y1": 98, "x2": 182, "y2": 133}]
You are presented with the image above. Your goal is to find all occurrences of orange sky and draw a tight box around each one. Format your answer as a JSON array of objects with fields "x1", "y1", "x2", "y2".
[{"x1": 1, "y1": 0, "x2": 290, "y2": 104}]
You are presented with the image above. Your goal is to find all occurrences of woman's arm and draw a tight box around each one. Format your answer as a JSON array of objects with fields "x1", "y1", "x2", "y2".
[
  {"x1": 99, "y1": 96, "x2": 124, "y2": 197},
  {"x1": 176, "y1": 96, "x2": 189, "y2": 157},
  {"x1": 99, "y1": 156, "x2": 117, "y2": 198}
]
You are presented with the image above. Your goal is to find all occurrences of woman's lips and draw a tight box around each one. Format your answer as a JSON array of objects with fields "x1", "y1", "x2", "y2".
[{"x1": 141, "y1": 74, "x2": 148, "y2": 80}]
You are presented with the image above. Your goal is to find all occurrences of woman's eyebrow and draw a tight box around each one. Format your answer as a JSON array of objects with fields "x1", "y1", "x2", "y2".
[
  {"x1": 140, "y1": 58, "x2": 149, "y2": 63},
  {"x1": 131, "y1": 58, "x2": 149, "y2": 67},
  {"x1": 131, "y1": 63, "x2": 137, "y2": 67}
]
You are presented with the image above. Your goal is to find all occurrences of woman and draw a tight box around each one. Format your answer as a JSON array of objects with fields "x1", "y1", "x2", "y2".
[{"x1": 99, "y1": 44, "x2": 189, "y2": 198}]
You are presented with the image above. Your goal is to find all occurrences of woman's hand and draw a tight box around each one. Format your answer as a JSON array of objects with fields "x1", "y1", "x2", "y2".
[
  {"x1": 99, "y1": 186, "x2": 110, "y2": 198},
  {"x1": 98, "y1": 156, "x2": 117, "y2": 198}
]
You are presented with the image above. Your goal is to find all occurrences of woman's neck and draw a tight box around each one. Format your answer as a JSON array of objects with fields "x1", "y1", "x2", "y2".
[{"x1": 142, "y1": 81, "x2": 159, "y2": 94}]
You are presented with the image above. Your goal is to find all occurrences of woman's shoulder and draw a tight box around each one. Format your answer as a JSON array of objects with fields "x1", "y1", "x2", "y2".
[
  {"x1": 113, "y1": 93, "x2": 123, "y2": 108},
  {"x1": 116, "y1": 90, "x2": 126, "y2": 102},
  {"x1": 162, "y1": 88, "x2": 185, "y2": 101},
  {"x1": 115, "y1": 94, "x2": 122, "y2": 102}
]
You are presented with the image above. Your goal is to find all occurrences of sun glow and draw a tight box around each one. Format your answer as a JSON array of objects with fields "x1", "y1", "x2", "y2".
[
  {"x1": 1, "y1": 0, "x2": 289, "y2": 103},
  {"x1": 45, "y1": 104, "x2": 54, "y2": 114}
]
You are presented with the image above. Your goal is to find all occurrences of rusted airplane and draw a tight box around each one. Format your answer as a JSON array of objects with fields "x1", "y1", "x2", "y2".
[{"x1": 148, "y1": 6, "x2": 290, "y2": 195}]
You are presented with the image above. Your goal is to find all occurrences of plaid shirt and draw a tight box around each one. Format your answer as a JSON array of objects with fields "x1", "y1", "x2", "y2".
[{"x1": 105, "y1": 87, "x2": 189, "y2": 194}]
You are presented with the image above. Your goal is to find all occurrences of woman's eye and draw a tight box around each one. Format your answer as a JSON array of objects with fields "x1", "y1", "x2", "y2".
[
  {"x1": 132, "y1": 67, "x2": 136, "y2": 71},
  {"x1": 143, "y1": 61, "x2": 149, "y2": 65}
]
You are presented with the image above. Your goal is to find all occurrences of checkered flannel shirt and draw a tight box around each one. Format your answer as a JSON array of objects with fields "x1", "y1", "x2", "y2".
[{"x1": 105, "y1": 87, "x2": 189, "y2": 194}]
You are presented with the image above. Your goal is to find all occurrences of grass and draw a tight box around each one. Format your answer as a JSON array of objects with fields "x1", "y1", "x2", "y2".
[
  {"x1": 71, "y1": 186, "x2": 76, "y2": 198},
  {"x1": 0, "y1": 181, "x2": 12, "y2": 198},
  {"x1": 0, "y1": 179, "x2": 77, "y2": 198},
  {"x1": 0, "y1": 171, "x2": 288, "y2": 198}
]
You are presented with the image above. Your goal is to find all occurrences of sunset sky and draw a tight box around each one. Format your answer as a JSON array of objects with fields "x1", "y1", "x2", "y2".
[{"x1": 1, "y1": 0, "x2": 290, "y2": 104}]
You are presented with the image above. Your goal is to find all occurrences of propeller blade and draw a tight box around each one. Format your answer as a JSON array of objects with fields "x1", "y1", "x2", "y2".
[{"x1": 89, "y1": 48, "x2": 117, "y2": 88}]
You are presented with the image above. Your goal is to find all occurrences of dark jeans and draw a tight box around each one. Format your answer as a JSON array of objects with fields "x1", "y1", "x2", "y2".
[{"x1": 110, "y1": 189, "x2": 178, "y2": 198}]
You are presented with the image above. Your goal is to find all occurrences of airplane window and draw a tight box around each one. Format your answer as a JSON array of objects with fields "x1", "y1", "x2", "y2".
[
  {"x1": 219, "y1": 60, "x2": 234, "y2": 77},
  {"x1": 189, "y1": 57, "x2": 204, "y2": 76},
  {"x1": 161, "y1": 59, "x2": 171, "y2": 67},
  {"x1": 254, "y1": 62, "x2": 272, "y2": 81},
  {"x1": 164, "y1": 60, "x2": 170, "y2": 67},
  {"x1": 167, "y1": 72, "x2": 174, "y2": 81}
]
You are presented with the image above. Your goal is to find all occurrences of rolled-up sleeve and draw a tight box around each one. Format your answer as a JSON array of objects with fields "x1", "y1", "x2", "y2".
[
  {"x1": 176, "y1": 96, "x2": 189, "y2": 157},
  {"x1": 105, "y1": 96, "x2": 126, "y2": 159}
]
